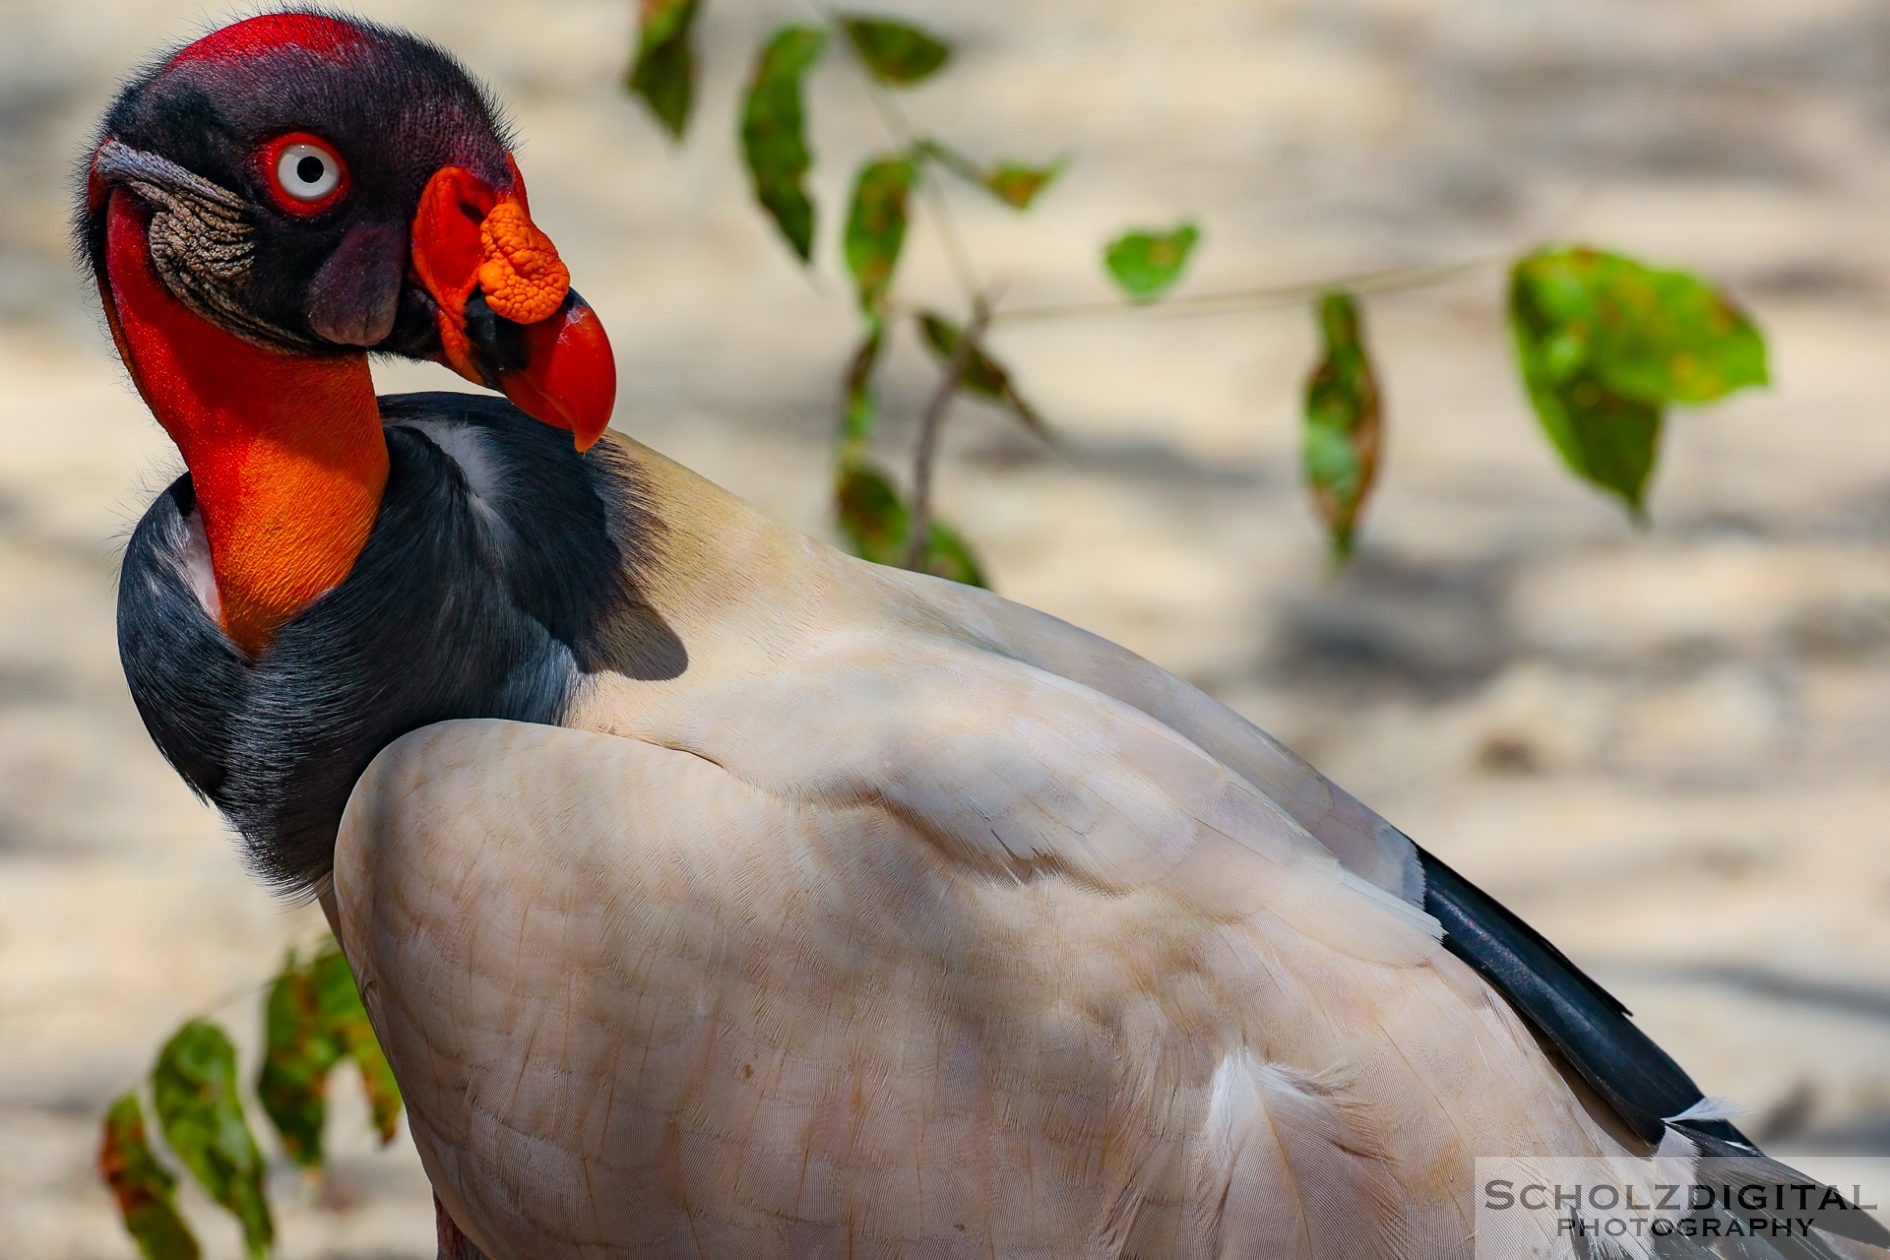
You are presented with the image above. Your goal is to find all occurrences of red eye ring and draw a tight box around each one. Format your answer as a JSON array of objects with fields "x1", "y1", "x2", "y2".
[{"x1": 259, "y1": 131, "x2": 349, "y2": 215}]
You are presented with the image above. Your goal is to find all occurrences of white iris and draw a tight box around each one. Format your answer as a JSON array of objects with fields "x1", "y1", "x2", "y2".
[{"x1": 274, "y1": 142, "x2": 340, "y2": 202}]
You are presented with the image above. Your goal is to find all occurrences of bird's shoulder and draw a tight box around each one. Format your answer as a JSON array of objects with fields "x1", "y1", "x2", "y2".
[{"x1": 350, "y1": 596, "x2": 1447, "y2": 977}]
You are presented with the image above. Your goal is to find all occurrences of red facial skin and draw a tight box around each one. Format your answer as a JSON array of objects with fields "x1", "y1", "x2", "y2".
[
  {"x1": 92, "y1": 15, "x2": 617, "y2": 650},
  {"x1": 101, "y1": 190, "x2": 386, "y2": 656}
]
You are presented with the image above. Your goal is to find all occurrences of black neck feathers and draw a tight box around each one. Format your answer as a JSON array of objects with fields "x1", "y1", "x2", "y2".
[{"x1": 117, "y1": 392, "x2": 683, "y2": 895}]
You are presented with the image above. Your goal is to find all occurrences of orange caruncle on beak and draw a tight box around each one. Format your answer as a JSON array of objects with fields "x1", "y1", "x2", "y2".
[
  {"x1": 476, "y1": 201, "x2": 568, "y2": 323},
  {"x1": 410, "y1": 160, "x2": 615, "y2": 449}
]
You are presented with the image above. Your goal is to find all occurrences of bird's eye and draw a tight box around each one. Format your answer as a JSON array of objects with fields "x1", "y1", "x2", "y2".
[{"x1": 261, "y1": 132, "x2": 348, "y2": 214}]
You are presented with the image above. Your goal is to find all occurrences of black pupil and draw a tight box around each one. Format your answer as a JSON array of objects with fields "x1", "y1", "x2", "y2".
[{"x1": 295, "y1": 154, "x2": 326, "y2": 185}]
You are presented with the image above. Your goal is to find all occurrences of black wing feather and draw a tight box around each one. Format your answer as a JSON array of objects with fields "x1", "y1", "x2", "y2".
[
  {"x1": 1418, "y1": 845, "x2": 1890, "y2": 1250},
  {"x1": 1418, "y1": 845, "x2": 1719, "y2": 1145}
]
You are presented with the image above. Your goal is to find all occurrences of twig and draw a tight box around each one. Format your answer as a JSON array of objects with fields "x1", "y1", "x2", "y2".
[
  {"x1": 991, "y1": 254, "x2": 1496, "y2": 326},
  {"x1": 988, "y1": 181, "x2": 1601, "y2": 327},
  {"x1": 806, "y1": 0, "x2": 984, "y2": 304},
  {"x1": 98, "y1": 931, "x2": 338, "y2": 1096},
  {"x1": 905, "y1": 297, "x2": 991, "y2": 568}
]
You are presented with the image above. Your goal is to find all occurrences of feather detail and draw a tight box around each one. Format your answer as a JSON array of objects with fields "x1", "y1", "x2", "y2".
[
  {"x1": 1665, "y1": 1097, "x2": 1747, "y2": 1126},
  {"x1": 1189, "y1": 1051, "x2": 1409, "y2": 1260}
]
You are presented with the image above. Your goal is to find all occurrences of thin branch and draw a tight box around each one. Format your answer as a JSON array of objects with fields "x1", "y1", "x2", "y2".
[
  {"x1": 905, "y1": 297, "x2": 991, "y2": 568},
  {"x1": 879, "y1": 103, "x2": 984, "y2": 306},
  {"x1": 807, "y1": 0, "x2": 983, "y2": 304},
  {"x1": 96, "y1": 931, "x2": 337, "y2": 1095},
  {"x1": 914, "y1": 152, "x2": 984, "y2": 306},
  {"x1": 991, "y1": 254, "x2": 1496, "y2": 326},
  {"x1": 988, "y1": 182, "x2": 1601, "y2": 327}
]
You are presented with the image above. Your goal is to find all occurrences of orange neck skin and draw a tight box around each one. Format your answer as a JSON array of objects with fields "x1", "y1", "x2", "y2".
[{"x1": 104, "y1": 193, "x2": 388, "y2": 656}]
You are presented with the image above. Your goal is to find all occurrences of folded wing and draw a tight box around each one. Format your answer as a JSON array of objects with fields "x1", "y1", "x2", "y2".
[{"x1": 334, "y1": 636, "x2": 1653, "y2": 1257}]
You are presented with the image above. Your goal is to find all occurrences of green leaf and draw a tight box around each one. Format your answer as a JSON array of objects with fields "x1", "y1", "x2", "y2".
[
  {"x1": 740, "y1": 26, "x2": 829, "y2": 262},
  {"x1": 839, "y1": 324, "x2": 887, "y2": 461},
  {"x1": 1508, "y1": 246, "x2": 1768, "y2": 516},
  {"x1": 1302, "y1": 292, "x2": 1384, "y2": 562},
  {"x1": 151, "y1": 1021, "x2": 273, "y2": 1259},
  {"x1": 833, "y1": 461, "x2": 987, "y2": 587},
  {"x1": 309, "y1": 944, "x2": 401, "y2": 1145},
  {"x1": 1518, "y1": 350, "x2": 1665, "y2": 517},
  {"x1": 626, "y1": 0, "x2": 701, "y2": 139},
  {"x1": 918, "y1": 312, "x2": 1051, "y2": 442},
  {"x1": 256, "y1": 942, "x2": 401, "y2": 1166},
  {"x1": 1103, "y1": 221, "x2": 1201, "y2": 302},
  {"x1": 839, "y1": 16, "x2": 950, "y2": 86},
  {"x1": 100, "y1": 1094, "x2": 201, "y2": 1260},
  {"x1": 844, "y1": 156, "x2": 916, "y2": 315},
  {"x1": 256, "y1": 952, "x2": 344, "y2": 1169},
  {"x1": 1511, "y1": 246, "x2": 1768, "y2": 405}
]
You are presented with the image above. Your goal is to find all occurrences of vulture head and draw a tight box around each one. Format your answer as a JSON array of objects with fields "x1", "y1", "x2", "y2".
[
  {"x1": 79, "y1": 11, "x2": 612, "y2": 438},
  {"x1": 80, "y1": 10, "x2": 619, "y2": 655},
  {"x1": 79, "y1": 10, "x2": 614, "y2": 445}
]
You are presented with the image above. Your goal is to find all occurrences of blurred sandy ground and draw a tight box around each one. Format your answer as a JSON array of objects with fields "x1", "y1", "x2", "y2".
[{"x1": 4, "y1": 0, "x2": 1890, "y2": 1254}]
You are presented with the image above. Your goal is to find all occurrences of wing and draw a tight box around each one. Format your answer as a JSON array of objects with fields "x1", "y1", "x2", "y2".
[
  {"x1": 333, "y1": 644, "x2": 1645, "y2": 1258},
  {"x1": 869, "y1": 574, "x2": 1889, "y2": 1256},
  {"x1": 875, "y1": 571, "x2": 1774, "y2": 1149},
  {"x1": 879, "y1": 569, "x2": 1427, "y2": 904}
]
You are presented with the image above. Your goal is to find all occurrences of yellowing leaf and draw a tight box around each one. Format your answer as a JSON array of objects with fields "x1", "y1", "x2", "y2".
[
  {"x1": 256, "y1": 952, "x2": 343, "y2": 1169},
  {"x1": 918, "y1": 311, "x2": 1051, "y2": 442},
  {"x1": 740, "y1": 26, "x2": 829, "y2": 261},
  {"x1": 839, "y1": 16, "x2": 950, "y2": 86},
  {"x1": 1509, "y1": 246, "x2": 1768, "y2": 517},
  {"x1": 844, "y1": 156, "x2": 916, "y2": 315},
  {"x1": 839, "y1": 324, "x2": 887, "y2": 461},
  {"x1": 309, "y1": 944, "x2": 401, "y2": 1145},
  {"x1": 151, "y1": 1021, "x2": 272, "y2": 1260},
  {"x1": 100, "y1": 1094, "x2": 200, "y2": 1260},
  {"x1": 626, "y1": 0, "x2": 701, "y2": 139},
  {"x1": 981, "y1": 161, "x2": 1061, "y2": 210},
  {"x1": 917, "y1": 140, "x2": 1062, "y2": 210},
  {"x1": 1103, "y1": 222, "x2": 1201, "y2": 302},
  {"x1": 1302, "y1": 292, "x2": 1384, "y2": 562},
  {"x1": 1512, "y1": 246, "x2": 1767, "y2": 405}
]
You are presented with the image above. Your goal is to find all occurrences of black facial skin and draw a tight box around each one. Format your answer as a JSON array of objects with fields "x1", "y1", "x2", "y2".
[
  {"x1": 118, "y1": 395, "x2": 684, "y2": 897},
  {"x1": 78, "y1": 11, "x2": 513, "y2": 358}
]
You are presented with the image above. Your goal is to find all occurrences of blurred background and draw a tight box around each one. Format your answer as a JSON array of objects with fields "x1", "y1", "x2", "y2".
[{"x1": 5, "y1": 0, "x2": 1890, "y2": 1254}]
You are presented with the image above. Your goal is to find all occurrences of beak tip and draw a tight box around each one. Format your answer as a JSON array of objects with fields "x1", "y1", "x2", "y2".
[{"x1": 489, "y1": 292, "x2": 615, "y2": 451}]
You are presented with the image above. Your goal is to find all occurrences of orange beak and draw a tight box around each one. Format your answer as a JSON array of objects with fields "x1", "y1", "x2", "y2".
[{"x1": 410, "y1": 158, "x2": 615, "y2": 450}]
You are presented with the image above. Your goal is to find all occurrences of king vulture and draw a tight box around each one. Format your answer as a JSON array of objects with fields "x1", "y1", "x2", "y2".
[{"x1": 82, "y1": 11, "x2": 1887, "y2": 1259}]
